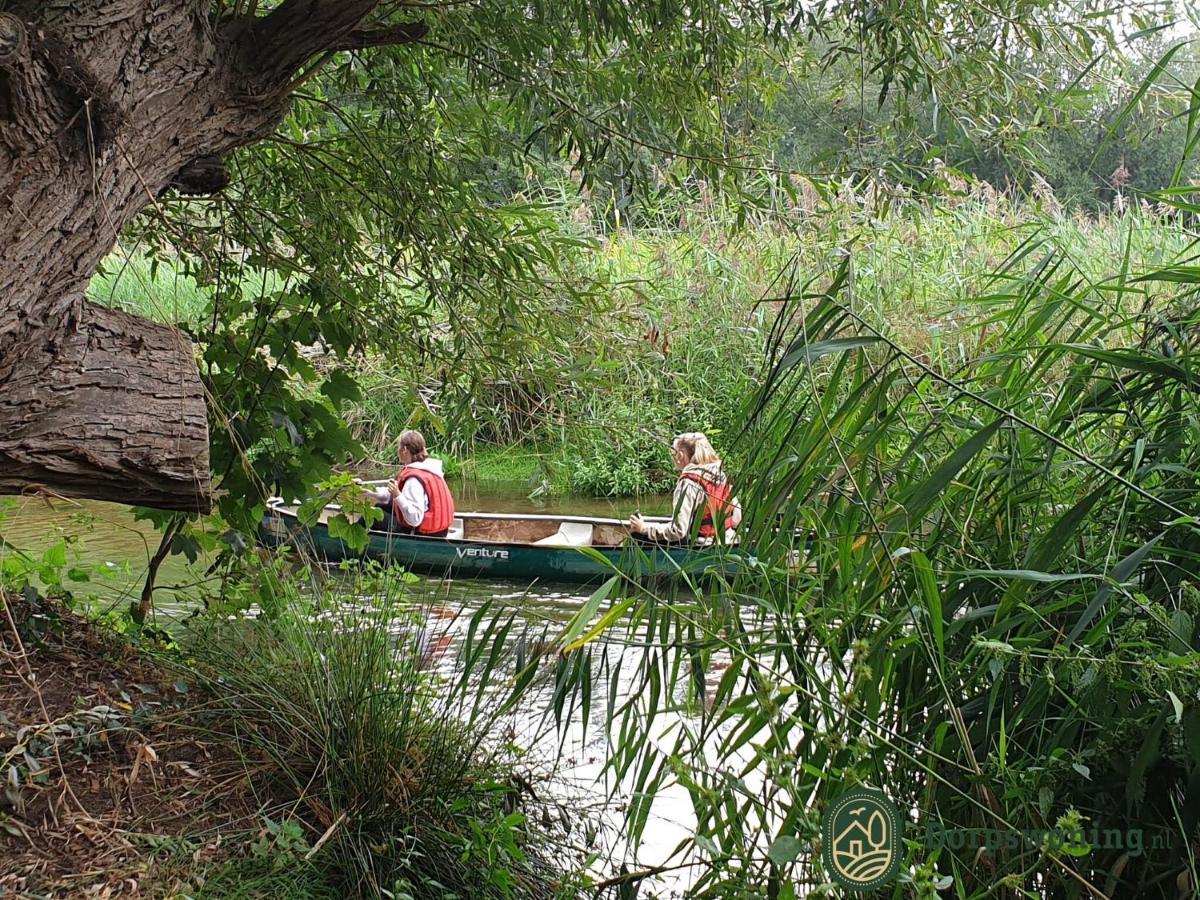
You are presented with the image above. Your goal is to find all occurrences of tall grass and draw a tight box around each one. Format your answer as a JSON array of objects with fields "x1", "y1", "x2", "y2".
[
  {"x1": 348, "y1": 185, "x2": 1193, "y2": 498},
  {"x1": 87, "y1": 248, "x2": 211, "y2": 327},
  {"x1": 539, "y1": 209, "x2": 1200, "y2": 897},
  {"x1": 86, "y1": 246, "x2": 278, "y2": 329},
  {"x1": 177, "y1": 571, "x2": 580, "y2": 898}
]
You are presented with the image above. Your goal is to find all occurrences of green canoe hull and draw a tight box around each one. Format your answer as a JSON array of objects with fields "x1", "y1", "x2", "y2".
[{"x1": 258, "y1": 510, "x2": 736, "y2": 584}]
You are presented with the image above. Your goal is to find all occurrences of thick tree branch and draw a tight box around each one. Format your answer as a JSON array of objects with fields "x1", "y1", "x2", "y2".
[
  {"x1": 335, "y1": 22, "x2": 429, "y2": 50},
  {"x1": 0, "y1": 302, "x2": 212, "y2": 513},
  {"x1": 242, "y1": 0, "x2": 379, "y2": 88}
]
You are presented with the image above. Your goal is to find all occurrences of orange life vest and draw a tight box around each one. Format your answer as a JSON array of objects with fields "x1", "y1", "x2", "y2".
[
  {"x1": 680, "y1": 471, "x2": 736, "y2": 539},
  {"x1": 395, "y1": 466, "x2": 455, "y2": 535}
]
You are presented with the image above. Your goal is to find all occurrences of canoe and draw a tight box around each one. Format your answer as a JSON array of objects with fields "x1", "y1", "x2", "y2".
[{"x1": 258, "y1": 498, "x2": 739, "y2": 583}]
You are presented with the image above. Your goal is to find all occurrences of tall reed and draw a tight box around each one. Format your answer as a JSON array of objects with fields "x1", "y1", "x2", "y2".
[{"x1": 544, "y1": 211, "x2": 1200, "y2": 897}]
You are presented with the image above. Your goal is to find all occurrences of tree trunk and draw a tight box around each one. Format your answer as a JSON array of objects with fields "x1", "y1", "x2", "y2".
[
  {"x1": 0, "y1": 0, "x2": 420, "y2": 510},
  {"x1": 0, "y1": 2, "x2": 299, "y2": 511}
]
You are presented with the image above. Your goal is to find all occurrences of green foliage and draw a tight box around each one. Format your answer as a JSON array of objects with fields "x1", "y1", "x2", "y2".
[
  {"x1": 178, "y1": 578, "x2": 582, "y2": 898},
  {"x1": 457, "y1": 447, "x2": 544, "y2": 486},
  {"x1": 536, "y1": 193, "x2": 1200, "y2": 895},
  {"x1": 250, "y1": 817, "x2": 311, "y2": 869},
  {"x1": 107, "y1": 0, "x2": 1173, "y2": 537},
  {"x1": 295, "y1": 473, "x2": 383, "y2": 553},
  {"x1": 87, "y1": 247, "x2": 213, "y2": 327},
  {"x1": 0, "y1": 502, "x2": 139, "y2": 634},
  {"x1": 755, "y1": 30, "x2": 1200, "y2": 211},
  {"x1": 558, "y1": 428, "x2": 675, "y2": 497},
  {"x1": 108, "y1": 173, "x2": 1199, "y2": 506},
  {"x1": 183, "y1": 857, "x2": 340, "y2": 900},
  {"x1": 344, "y1": 182, "x2": 1192, "y2": 497}
]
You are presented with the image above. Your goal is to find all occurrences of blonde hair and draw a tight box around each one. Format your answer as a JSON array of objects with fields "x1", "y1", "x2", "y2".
[
  {"x1": 672, "y1": 432, "x2": 720, "y2": 466},
  {"x1": 397, "y1": 430, "x2": 428, "y2": 462}
]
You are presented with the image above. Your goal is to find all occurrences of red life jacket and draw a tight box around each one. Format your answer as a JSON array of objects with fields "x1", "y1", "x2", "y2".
[
  {"x1": 395, "y1": 466, "x2": 455, "y2": 535},
  {"x1": 680, "y1": 471, "x2": 736, "y2": 539}
]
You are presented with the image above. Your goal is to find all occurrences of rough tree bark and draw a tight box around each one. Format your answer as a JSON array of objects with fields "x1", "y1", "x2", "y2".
[{"x1": 0, "y1": 0, "x2": 423, "y2": 511}]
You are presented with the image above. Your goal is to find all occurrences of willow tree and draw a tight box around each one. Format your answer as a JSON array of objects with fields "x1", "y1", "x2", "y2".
[{"x1": 0, "y1": 0, "x2": 1142, "y2": 514}]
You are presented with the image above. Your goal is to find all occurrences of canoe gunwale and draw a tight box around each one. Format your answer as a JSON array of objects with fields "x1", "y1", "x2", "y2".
[{"x1": 264, "y1": 497, "x2": 671, "y2": 531}]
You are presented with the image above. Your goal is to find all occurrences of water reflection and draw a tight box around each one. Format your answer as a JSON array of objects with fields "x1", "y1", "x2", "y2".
[
  {"x1": 401, "y1": 581, "x2": 760, "y2": 898},
  {"x1": 0, "y1": 485, "x2": 672, "y2": 605}
]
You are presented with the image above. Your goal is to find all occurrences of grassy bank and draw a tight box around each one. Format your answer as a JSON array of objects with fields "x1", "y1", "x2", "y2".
[
  {"x1": 343, "y1": 184, "x2": 1192, "y2": 496},
  {"x1": 0, "y1": 572, "x2": 582, "y2": 899},
  {"x1": 179, "y1": 583, "x2": 577, "y2": 899}
]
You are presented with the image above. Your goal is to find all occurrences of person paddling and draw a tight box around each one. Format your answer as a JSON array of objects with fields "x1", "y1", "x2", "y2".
[
  {"x1": 629, "y1": 432, "x2": 740, "y2": 545},
  {"x1": 366, "y1": 430, "x2": 455, "y2": 537}
]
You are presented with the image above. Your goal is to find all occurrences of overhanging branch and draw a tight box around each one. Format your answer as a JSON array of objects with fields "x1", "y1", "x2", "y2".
[
  {"x1": 335, "y1": 22, "x2": 429, "y2": 50},
  {"x1": 241, "y1": 0, "x2": 388, "y2": 88}
]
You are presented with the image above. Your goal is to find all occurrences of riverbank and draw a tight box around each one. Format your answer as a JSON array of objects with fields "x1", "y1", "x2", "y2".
[
  {"x1": 0, "y1": 589, "x2": 585, "y2": 898},
  {"x1": 0, "y1": 590, "x2": 256, "y2": 896}
]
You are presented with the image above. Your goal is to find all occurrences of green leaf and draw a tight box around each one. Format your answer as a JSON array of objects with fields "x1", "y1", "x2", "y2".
[
  {"x1": 563, "y1": 595, "x2": 636, "y2": 653},
  {"x1": 320, "y1": 368, "x2": 362, "y2": 407},
  {"x1": 1127, "y1": 708, "x2": 1167, "y2": 810},
  {"x1": 911, "y1": 551, "x2": 943, "y2": 662},
  {"x1": 558, "y1": 577, "x2": 617, "y2": 650},
  {"x1": 170, "y1": 534, "x2": 203, "y2": 564},
  {"x1": 778, "y1": 336, "x2": 882, "y2": 370},
  {"x1": 41, "y1": 543, "x2": 66, "y2": 569},
  {"x1": 903, "y1": 418, "x2": 1004, "y2": 519},
  {"x1": 1066, "y1": 534, "x2": 1163, "y2": 646},
  {"x1": 969, "y1": 568, "x2": 1104, "y2": 584},
  {"x1": 995, "y1": 485, "x2": 1108, "y2": 620},
  {"x1": 767, "y1": 834, "x2": 803, "y2": 867},
  {"x1": 327, "y1": 513, "x2": 369, "y2": 553}
]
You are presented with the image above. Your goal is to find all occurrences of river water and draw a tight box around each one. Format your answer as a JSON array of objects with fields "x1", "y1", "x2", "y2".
[{"x1": 1, "y1": 484, "x2": 732, "y2": 897}]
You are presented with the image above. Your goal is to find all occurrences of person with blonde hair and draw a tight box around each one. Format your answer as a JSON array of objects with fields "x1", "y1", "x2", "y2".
[
  {"x1": 364, "y1": 430, "x2": 455, "y2": 536},
  {"x1": 629, "y1": 432, "x2": 741, "y2": 544}
]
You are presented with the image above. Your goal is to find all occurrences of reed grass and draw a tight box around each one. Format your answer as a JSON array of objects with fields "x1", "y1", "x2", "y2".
[
  {"x1": 175, "y1": 572, "x2": 582, "y2": 899},
  {"x1": 344, "y1": 185, "x2": 1193, "y2": 498},
  {"x1": 541, "y1": 205, "x2": 1200, "y2": 896}
]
